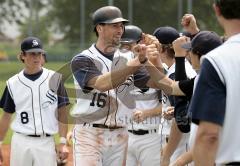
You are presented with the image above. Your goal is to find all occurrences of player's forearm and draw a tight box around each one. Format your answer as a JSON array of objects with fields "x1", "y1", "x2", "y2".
[
  {"x1": 0, "y1": 112, "x2": 12, "y2": 142},
  {"x1": 193, "y1": 122, "x2": 220, "y2": 166},
  {"x1": 89, "y1": 58, "x2": 141, "y2": 92},
  {"x1": 145, "y1": 61, "x2": 173, "y2": 95},
  {"x1": 164, "y1": 120, "x2": 183, "y2": 158},
  {"x1": 58, "y1": 106, "x2": 68, "y2": 138},
  {"x1": 193, "y1": 141, "x2": 218, "y2": 166},
  {"x1": 143, "y1": 105, "x2": 162, "y2": 118}
]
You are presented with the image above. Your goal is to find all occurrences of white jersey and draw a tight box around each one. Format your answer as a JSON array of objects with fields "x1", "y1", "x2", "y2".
[
  {"x1": 71, "y1": 45, "x2": 135, "y2": 126},
  {"x1": 6, "y1": 68, "x2": 61, "y2": 135},
  {"x1": 161, "y1": 61, "x2": 196, "y2": 135},
  {"x1": 129, "y1": 88, "x2": 161, "y2": 130},
  {"x1": 204, "y1": 34, "x2": 240, "y2": 164}
]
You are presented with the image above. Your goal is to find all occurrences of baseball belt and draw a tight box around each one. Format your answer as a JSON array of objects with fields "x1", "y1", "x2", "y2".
[{"x1": 128, "y1": 129, "x2": 157, "y2": 135}]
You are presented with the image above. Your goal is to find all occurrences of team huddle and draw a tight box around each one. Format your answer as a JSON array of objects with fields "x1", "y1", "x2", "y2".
[{"x1": 1, "y1": 0, "x2": 240, "y2": 166}]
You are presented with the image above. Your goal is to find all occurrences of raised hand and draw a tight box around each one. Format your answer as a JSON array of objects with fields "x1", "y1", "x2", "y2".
[
  {"x1": 181, "y1": 14, "x2": 200, "y2": 35},
  {"x1": 172, "y1": 36, "x2": 190, "y2": 57},
  {"x1": 132, "y1": 44, "x2": 148, "y2": 64}
]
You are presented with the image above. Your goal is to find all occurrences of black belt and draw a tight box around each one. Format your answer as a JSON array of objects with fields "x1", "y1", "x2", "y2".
[
  {"x1": 17, "y1": 132, "x2": 52, "y2": 137},
  {"x1": 128, "y1": 129, "x2": 157, "y2": 135},
  {"x1": 226, "y1": 162, "x2": 240, "y2": 165},
  {"x1": 91, "y1": 124, "x2": 123, "y2": 130},
  {"x1": 27, "y1": 133, "x2": 52, "y2": 137}
]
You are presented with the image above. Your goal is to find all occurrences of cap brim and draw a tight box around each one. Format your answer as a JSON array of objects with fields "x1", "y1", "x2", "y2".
[
  {"x1": 103, "y1": 18, "x2": 129, "y2": 24},
  {"x1": 25, "y1": 48, "x2": 45, "y2": 53},
  {"x1": 181, "y1": 42, "x2": 192, "y2": 51}
]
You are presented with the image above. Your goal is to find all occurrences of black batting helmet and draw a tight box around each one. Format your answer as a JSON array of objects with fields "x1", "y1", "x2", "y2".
[
  {"x1": 92, "y1": 6, "x2": 129, "y2": 26},
  {"x1": 120, "y1": 25, "x2": 142, "y2": 44}
]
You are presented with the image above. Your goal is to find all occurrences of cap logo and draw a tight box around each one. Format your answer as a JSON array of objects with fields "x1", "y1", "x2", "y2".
[{"x1": 32, "y1": 40, "x2": 39, "y2": 47}]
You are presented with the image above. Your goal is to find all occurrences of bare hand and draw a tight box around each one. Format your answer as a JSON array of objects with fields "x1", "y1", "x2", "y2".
[
  {"x1": 57, "y1": 144, "x2": 69, "y2": 162},
  {"x1": 172, "y1": 36, "x2": 190, "y2": 57},
  {"x1": 0, "y1": 147, "x2": 3, "y2": 166},
  {"x1": 146, "y1": 43, "x2": 161, "y2": 63},
  {"x1": 132, "y1": 44, "x2": 147, "y2": 63},
  {"x1": 163, "y1": 106, "x2": 174, "y2": 120},
  {"x1": 181, "y1": 14, "x2": 199, "y2": 35},
  {"x1": 132, "y1": 110, "x2": 146, "y2": 123}
]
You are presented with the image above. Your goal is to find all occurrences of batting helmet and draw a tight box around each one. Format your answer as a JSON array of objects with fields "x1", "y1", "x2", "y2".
[
  {"x1": 92, "y1": 6, "x2": 129, "y2": 26},
  {"x1": 120, "y1": 25, "x2": 143, "y2": 44}
]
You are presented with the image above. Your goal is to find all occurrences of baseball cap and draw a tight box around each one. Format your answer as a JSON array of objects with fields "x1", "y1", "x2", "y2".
[
  {"x1": 182, "y1": 31, "x2": 222, "y2": 55},
  {"x1": 153, "y1": 26, "x2": 180, "y2": 44},
  {"x1": 21, "y1": 37, "x2": 44, "y2": 53}
]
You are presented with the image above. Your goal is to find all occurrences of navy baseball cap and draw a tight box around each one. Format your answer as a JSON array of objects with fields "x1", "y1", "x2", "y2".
[
  {"x1": 182, "y1": 31, "x2": 222, "y2": 55},
  {"x1": 21, "y1": 37, "x2": 44, "y2": 53},
  {"x1": 153, "y1": 26, "x2": 180, "y2": 44}
]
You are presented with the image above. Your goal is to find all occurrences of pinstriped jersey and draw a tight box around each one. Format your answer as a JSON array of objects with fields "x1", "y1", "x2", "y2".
[
  {"x1": 161, "y1": 61, "x2": 196, "y2": 135},
  {"x1": 71, "y1": 44, "x2": 144, "y2": 126},
  {"x1": 6, "y1": 68, "x2": 62, "y2": 135}
]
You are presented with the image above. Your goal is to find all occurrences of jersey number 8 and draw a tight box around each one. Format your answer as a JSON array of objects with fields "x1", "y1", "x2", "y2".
[{"x1": 20, "y1": 112, "x2": 29, "y2": 124}]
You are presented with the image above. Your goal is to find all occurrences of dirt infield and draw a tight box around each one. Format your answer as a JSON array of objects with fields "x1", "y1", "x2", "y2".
[{"x1": 2, "y1": 145, "x2": 73, "y2": 166}]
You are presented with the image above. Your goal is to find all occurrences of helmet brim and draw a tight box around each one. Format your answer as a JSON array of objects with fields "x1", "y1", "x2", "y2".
[
  {"x1": 101, "y1": 17, "x2": 129, "y2": 24},
  {"x1": 120, "y1": 39, "x2": 137, "y2": 44}
]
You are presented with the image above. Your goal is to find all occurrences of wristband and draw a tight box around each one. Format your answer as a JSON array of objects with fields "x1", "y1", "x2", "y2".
[
  {"x1": 59, "y1": 137, "x2": 67, "y2": 144},
  {"x1": 0, "y1": 141, "x2": 3, "y2": 146},
  {"x1": 140, "y1": 57, "x2": 148, "y2": 64}
]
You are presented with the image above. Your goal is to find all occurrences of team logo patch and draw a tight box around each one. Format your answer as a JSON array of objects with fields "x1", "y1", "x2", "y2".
[
  {"x1": 42, "y1": 89, "x2": 57, "y2": 109},
  {"x1": 32, "y1": 40, "x2": 39, "y2": 47}
]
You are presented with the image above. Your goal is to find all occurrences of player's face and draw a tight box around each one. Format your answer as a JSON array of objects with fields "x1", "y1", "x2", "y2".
[
  {"x1": 22, "y1": 52, "x2": 43, "y2": 71},
  {"x1": 190, "y1": 52, "x2": 200, "y2": 71},
  {"x1": 101, "y1": 22, "x2": 124, "y2": 46}
]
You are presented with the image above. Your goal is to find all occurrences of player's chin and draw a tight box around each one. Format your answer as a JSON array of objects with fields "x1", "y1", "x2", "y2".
[{"x1": 112, "y1": 41, "x2": 120, "y2": 46}]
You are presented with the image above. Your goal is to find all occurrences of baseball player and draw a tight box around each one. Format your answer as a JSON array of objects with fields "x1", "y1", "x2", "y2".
[
  {"x1": 117, "y1": 25, "x2": 163, "y2": 166},
  {"x1": 0, "y1": 37, "x2": 69, "y2": 166},
  {"x1": 152, "y1": 26, "x2": 196, "y2": 164},
  {"x1": 70, "y1": 6, "x2": 158, "y2": 166},
  {"x1": 189, "y1": 0, "x2": 240, "y2": 165}
]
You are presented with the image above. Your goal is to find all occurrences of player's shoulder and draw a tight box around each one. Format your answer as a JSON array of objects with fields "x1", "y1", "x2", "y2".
[
  {"x1": 7, "y1": 70, "x2": 23, "y2": 84},
  {"x1": 72, "y1": 45, "x2": 95, "y2": 62}
]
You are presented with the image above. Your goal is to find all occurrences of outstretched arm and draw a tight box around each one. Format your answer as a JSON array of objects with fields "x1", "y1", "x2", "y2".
[{"x1": 87, "y1": 57, "x2": 143, "y2": 92}]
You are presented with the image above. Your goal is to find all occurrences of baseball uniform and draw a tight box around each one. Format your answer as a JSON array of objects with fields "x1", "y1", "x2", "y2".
[
  {"x1": 0, "y1": 68, "x2": 69, "y2": 166},
  {"x1": 126, "y1": 87, "x2": 162, "y2": 166},
  {"x1": 190, "y1": 34, "x2": 240, "y2": 165},
  {"x1": 160, "y1": 60, "x2": 196, "y2": 163},
  {"x1": 71, "y1": 45, "x2": 149, "y2": 166}
]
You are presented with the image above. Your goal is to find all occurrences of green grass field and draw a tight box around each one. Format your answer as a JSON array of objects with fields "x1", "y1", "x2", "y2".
[{"x1": 0, "y1": 61, "x2": 74, "y2": 144}]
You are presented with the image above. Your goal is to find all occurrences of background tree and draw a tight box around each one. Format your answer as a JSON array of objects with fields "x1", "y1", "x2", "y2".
[
  {"x1": 1, "y1": 0, "x2": 223, "y2": 45},
  {"x1": 0, "y1": 0, "x2": 51, "y2": 42}
]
